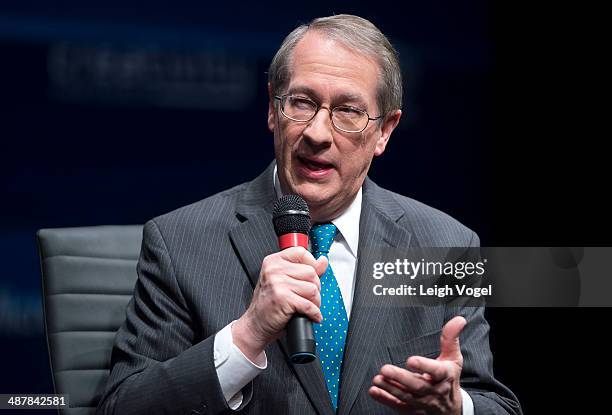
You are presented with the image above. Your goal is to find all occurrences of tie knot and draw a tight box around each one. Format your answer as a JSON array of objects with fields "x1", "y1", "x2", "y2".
[{"x1": 309, "y1": 223, "x2": 337, "y2": 256}]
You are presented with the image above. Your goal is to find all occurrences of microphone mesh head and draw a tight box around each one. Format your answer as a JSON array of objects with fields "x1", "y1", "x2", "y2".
[{"x1": 272, "y1": 194, "x2": 311, "y2": 236}]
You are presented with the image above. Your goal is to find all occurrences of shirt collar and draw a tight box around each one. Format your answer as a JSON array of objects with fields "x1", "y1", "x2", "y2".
[{"x1": 273, "y1": 164, "x2": 361, "y2": 257}]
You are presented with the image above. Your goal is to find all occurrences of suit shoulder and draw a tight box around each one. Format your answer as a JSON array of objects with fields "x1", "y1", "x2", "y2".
[
  {"x1": 385, "y1": 189, "x2": 478, "y2": 247},
  {"x1": 147, "y1": 182, "x2": 246, "y2": 234}
]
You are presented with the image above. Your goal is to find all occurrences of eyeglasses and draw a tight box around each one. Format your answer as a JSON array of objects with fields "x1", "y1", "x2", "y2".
[{"x1": 274, "y1": 94, "x2": 383, "y2": 133}]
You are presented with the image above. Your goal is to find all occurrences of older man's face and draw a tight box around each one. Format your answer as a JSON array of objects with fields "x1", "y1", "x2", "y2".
[{"x1": 268, "y1": 31, "x2": 400, "y2": 221}]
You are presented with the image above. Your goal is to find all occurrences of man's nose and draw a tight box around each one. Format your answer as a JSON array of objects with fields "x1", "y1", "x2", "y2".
[{"x1": 302, "y1": 107, "x2": 334, "y2": 146}]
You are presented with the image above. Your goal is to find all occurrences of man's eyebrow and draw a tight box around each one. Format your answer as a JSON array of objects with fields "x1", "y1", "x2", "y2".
[{"x1": 287, "y1": 85, "x2": 320, "y2": 99}]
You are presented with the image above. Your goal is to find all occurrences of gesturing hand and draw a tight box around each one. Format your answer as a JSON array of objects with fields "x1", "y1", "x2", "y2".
[{"x1": 369, "y1": 316, "x2": 467, "y2": 415}]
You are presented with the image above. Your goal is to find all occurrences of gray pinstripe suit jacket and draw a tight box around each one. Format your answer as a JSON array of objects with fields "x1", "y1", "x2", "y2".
[{"x1": 97, "y1": 162, "x2": 521, "y2": 415}]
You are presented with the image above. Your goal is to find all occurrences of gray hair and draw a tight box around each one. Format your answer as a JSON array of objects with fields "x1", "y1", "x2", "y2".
[{"x1": 268, "y1": 14, "x2": 402, "y2": 117}]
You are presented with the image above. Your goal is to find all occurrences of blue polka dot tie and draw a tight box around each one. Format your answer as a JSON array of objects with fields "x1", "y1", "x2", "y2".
[{"x1": 310, "y1": 223, "x2": 348, "y2": 412}]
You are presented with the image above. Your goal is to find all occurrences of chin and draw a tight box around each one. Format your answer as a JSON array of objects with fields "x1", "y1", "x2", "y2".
[{"x1": 291, "y1": 183, "x2": 334, "y2": 207}]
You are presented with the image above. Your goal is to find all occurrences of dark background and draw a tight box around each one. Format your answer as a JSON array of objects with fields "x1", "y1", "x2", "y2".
[{"x1": 0, "y1": 1, "x2": 607, "y2": 413}]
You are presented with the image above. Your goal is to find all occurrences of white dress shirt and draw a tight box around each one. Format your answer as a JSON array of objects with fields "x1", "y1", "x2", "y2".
[{"x1": 213, "y1": 167, "x2": 474, "y2": 414}]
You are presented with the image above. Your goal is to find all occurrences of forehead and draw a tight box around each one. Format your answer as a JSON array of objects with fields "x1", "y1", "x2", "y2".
[{"x1": 287, "y1": 31, "x2": 380, "y2": 105}]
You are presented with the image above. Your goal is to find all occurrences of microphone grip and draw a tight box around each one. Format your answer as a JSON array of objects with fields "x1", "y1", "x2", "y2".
[
  {"x1": 287, "y1": 314, "x2": 317, "y2": 364},
  {"x1": 277, "y1": 232, "x2": 316, "y2": 364}
]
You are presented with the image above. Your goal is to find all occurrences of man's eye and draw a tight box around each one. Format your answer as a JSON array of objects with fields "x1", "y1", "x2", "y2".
[
  {"x1": 335, "y1": 106, "x2": 362, "y2": 116},
  {"x1": 290, "y1": 97, "x2": 315, "y2": 109}
]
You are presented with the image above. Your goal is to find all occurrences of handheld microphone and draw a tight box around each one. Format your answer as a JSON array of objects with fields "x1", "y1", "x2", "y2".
[{"x1": 272, "y1": 194, "x2": 316, "y2": 364}]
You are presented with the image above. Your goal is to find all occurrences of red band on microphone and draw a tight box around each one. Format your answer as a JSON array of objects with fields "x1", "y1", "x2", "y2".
[{"x1": 279, "y1": 233, "x2": 309, "y2": 250}]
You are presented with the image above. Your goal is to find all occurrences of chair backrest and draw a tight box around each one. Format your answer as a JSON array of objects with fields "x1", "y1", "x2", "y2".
[{"x1": 37, "y1": 225, "x2": 143, "y2": 415}]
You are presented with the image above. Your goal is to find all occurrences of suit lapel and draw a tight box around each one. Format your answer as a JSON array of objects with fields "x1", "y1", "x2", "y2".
[
  {"x1": 229, "y1": 212, "x2": 277, "y2": 288},
  {"x1": 337, "y1": 179, "x2": 413, "y2": 415},
  {"x1": 228, "y1": 162, "x2": 278, "y2": 287},
  {"x1": 228, "y1": 162, "x2": 334, "y2": 415},
  {"x1": 279, "y1": 336, "x2": 336, "y2": 415}
]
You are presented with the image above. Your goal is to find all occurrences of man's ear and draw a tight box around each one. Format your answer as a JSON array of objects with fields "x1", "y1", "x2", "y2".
[
  {"x1": 374, "y1": 109, "x2": 402, "y2": 156},
  {"x1": 267, "y1": 82, "x2": 276, "y2": 133}
]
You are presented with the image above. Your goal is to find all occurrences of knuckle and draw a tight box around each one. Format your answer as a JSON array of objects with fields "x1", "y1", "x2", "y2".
[
  {"x1": 307, "y1": 283, "x2": 318, "y2": 297},
  {"x1": 381, "y1": 364, "x2": 394, "y2": 375},
  {"x1": 399, "y1": 390, "x2": 411, "y2": 403},
  {"x1": 298, "y1": 247, "x2": 308, "y2": 260},
  {"x1": 300, "y1": 248, "x2": 314, "y2": 261},
  {"x1": 261, "y1": 255, "x2": 276, "y2": 271},
  {"x1": 415, "y1": 384, "x2": 427, "y2": 395},
  {"x1": 270, "y1": 282, "x2": 284, "y2": 299},
  {"x1": 297, "y1": 299, "x2": 310, "y2": 315},
  {"x1": 280, "y1": 299, "x2": 295, "y2": 315},
  {"x1": 293, "y1": 264, "x2": 309, "y2": 280},
  {"x1": 285, "y1": 246, "x2": 299, "y2": 254},
  {"x1": 293, "y1": 247, "x2": 308, "y2": 262}
]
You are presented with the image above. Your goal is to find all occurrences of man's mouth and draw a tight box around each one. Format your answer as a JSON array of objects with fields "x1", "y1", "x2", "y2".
[{"x1": 296, "y1": 156, "x2": 334, "y2": 179}]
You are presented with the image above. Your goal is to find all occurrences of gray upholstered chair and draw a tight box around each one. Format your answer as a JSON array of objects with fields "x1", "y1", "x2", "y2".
[{"x1": 37, "y1": 225, "x2": 143, "y2": 415}]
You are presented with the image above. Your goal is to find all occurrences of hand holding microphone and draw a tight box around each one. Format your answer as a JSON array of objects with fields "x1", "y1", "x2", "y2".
[{"x1": 232, "y1": 195, "x2": 327, "y2": 363}]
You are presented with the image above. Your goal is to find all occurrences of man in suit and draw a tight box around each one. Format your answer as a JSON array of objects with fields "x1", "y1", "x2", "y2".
[{"x1": 98, "y1": 14, "x2": 521, "y2": 415}]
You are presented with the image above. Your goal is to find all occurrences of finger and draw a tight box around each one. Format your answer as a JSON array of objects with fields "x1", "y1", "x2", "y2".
[
  {"x1": 439, "y1": 316, "x2": 466, "y2": 361},
  {"x1": 284, "y1": 278, "x2": 321, "y2": 307},
  {"x1": 289, "y1": 292, "x2": 323, "y2": 323},
  {"x1": 431, "y1": 377, "x2": 452, "y2": 397},
  {"x1": 379, "y1": 364, "x2": 433, "y2": 397},
  {"x1": 389, "y1": 379, "x2": 452, "y2": 414},
  {"x1": 279, "y1": 262, "x2": 321, "y2": 290},
  {"x1": 368, "y1": 386, "x2": 412, "y2": 412},
  {"x1": 314, "y1": 255, "x2": 329, "y2": 277},
  {"x1": 372, "y1": 374, "x2": 415, "y2": 403},
  {"x1": 281, "y1": 246, "x2": 317, "y2": 266},
  {"x1": 406, "y1": 356, "x2": 450, "y2": 384}
]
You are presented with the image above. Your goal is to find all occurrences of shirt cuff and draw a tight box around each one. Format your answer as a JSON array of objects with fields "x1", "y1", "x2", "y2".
[
  {"x1": 214, "y1": 321, "x2": 267, "y2": 409},
  {"x1": 460, "y1": 388, "x2": 474, "y2": 415}
]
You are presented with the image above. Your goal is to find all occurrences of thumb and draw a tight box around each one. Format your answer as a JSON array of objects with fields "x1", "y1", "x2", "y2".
[
  {"x1": 314, "y1": 255, "x2": 329, "y2": 276},
  {"x1": 438, "y1": 316, "x2": 467, "y2": 362}
]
